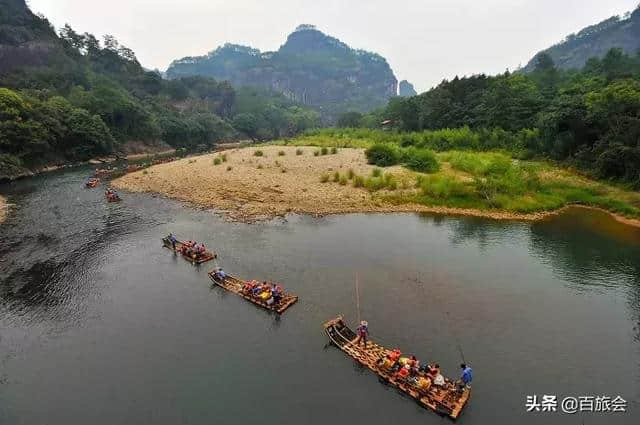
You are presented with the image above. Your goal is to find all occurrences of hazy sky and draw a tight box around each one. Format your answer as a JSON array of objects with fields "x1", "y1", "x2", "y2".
[{"x1": 28, "y1": 0, "x2": 638, "y2": 92}]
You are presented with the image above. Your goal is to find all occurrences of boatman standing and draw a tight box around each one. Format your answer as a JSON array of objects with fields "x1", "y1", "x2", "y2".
[
  {"x1": 167, "y1": 233, "x2": 177, "y2": 250},
  {"x1": 355, "y1": 320, "x2": 369, "y2": 349},
  {"x1": 459, "y1": 363, "x2": 473, "y2": 389}
]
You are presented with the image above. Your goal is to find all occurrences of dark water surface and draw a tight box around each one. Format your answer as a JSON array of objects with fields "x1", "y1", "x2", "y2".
[{"x1": 0, "y1": 168, "x2": 639, "y2": 425}]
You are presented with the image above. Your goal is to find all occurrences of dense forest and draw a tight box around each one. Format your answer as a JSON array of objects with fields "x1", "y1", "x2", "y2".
[
  {"x1": 523, "y1": 6, "x2": 640, "y2": 72},
  {"x1": 166, "y1": 25, "x2": 399, "y2": 121},
  {"x1": 337, "y1": 48, "x2": 640, "y2": 188},
  {"x1": 0, "y1": 0, "x2": 318, "y2": 178}
]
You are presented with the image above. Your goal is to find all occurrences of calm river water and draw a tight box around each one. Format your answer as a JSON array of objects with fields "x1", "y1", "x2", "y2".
[{"x1": 0, "y1": 168, "x2": 639, "y2": 425}]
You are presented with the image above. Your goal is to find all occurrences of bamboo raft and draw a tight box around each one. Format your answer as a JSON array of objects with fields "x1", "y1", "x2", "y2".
[
  {"x1": 162, "y1": 237, "x2": 217, "y2": 264},
  {"x1": 94, "y1": 168, "x2": 119, "y2": 178},
  {"x1": 208, "y1": 271, "x2": 298, "y2": 314},
  {"x1": 323, "y1": 316, "x2": 471, "y2": 420},
  {"x1": 85, "y1": 178, "x2": 100, "y2": 188}
]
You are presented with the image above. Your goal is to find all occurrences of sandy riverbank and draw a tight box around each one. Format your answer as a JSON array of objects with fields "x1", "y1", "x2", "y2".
[
  {"x1": 110, "y1": 145, "x2": 640, "y2": 225},
  {"x1": 0, "y1": 195, "x2": 8, "y2": 224}
]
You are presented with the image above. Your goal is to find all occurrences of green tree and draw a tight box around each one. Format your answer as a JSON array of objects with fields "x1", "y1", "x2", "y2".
[
  {"x1": 337, "y1": 111, "x2": 363, "y2": 127},
  {"x1": 232, "y1": 113, "x2": 260, "y2": 141}
]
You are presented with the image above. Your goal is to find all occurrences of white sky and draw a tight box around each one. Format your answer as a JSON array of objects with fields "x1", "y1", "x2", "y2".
[{"x1": 28, "y1": 0, "x2": 638, "y2": 92}]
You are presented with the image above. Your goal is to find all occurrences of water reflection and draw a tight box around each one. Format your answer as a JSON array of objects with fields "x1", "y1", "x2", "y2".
[
  {"x1": 530, "y1": 207, "x2": 640, "y2": 342},
  {"x1": 419, "y1": 212, "x2": 529, "y2": 250}
]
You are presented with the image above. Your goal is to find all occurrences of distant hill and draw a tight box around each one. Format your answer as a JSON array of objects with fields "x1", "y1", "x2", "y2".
[
  {"x1": 0, "y1": 0, "x2": 319, "y2": 179},
  {"x1": 167, "y1": 25, "x2": 398, "y2": 121},
  {"x1": 398, "y1": 80, "x2": 417, "y2": 97},
  {"x1": 524, "y1": 6, "x2": 640, "y2": 71}
]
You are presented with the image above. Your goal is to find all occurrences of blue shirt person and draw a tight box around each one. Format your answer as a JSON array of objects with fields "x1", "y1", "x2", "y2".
[
  {"x1": 217, "y1": 268, "x2": 226, "y2": 279},
  {"x1": 167, "y1": 233, "x2": 177, "y2": 249},
  {"x1": 460, "y1": 363, "x2": 473, "y2": 387}
]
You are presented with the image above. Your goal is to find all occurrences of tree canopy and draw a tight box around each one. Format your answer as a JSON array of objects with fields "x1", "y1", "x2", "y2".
[{"x1": 359, "y1": 48, "x2": 640, "y2": 187}]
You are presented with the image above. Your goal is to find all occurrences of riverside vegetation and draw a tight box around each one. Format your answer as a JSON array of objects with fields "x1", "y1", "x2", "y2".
[
  {"x1": 336, "y1": 44, "x2": 640, "y2": 190},
  {"x1": 0, "y1": 0, "x2": 319, "y2": 179},
  {"x1": 277, "y1": 129, "x2": 640, "y2": 221}
]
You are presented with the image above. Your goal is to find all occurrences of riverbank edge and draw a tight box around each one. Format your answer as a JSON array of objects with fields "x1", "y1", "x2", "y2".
[
  {"x1": 111, "y1": 178, "x2": 640, "y2": 228},
  {"x1": 111, "y1": 144, "x2": 640, "y2": 228},
  {"x1": 0, "y1": 143, "x2": 248, "y2": 183}
]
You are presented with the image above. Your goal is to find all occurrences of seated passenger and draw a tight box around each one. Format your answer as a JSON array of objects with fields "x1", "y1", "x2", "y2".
[
  {"x1": 388, "y1": 349, "x2": 402, "y2": 362},
  {"x1": 433, "y1": 373, "x2": 445, "y2": 386},
  {"x1": 410, "y1": 356, "x2": 420, "y2": 371},
  {"x1": 271, "y1": 283, "x2": 282, "y2": 303},
  {"x1": 242, "y1": 281, "x2": 255, "y2": 293},
  {"x1": 252, "y1": 283, "x2": 264, "y2": 296},
  {"x1": 428, "y1": 363, "x2": 440, "y2": 378},
  {"x1": 394, "y1": 364, "x2": 411, "y2": 380},
  {"x1": 415, "y1": 376, "x2": 431, "y2": 392}
]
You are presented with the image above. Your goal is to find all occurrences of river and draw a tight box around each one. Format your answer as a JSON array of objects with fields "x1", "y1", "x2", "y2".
[{"x1": 0, "y1": 167, "x2": 638, "y2": 425}]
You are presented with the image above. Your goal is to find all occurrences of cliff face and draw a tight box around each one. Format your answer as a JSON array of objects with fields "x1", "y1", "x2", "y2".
[
  {"x1": 167, "y1": 25, "x2": 398, "y2": 121},
  {"x1": 0, "y1": 0, "x2": 71, "y2": 74},
  {"x1": 524, "y1": 7, "x2": 640, "y2": 71}
]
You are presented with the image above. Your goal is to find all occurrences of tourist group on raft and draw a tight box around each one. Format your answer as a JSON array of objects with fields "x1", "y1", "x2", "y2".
[
  {"x1": 242, "y1": 279, "x2": 285, "y2": 306},
  {"x1": 166, "y1": 233, "x2": 208, "y2": 258},
  {"x1": 210, "y1": 266, "x2": 288, "y2": 307},
  {"x1": 85, "y1": 177, "x2": 100, "y2": 188},
  {"x1": 353, "y1": 320, "x2": 473, "y2": 391},
  {"x1": 85, "y1": 176, "x2": 121, "y2": 202},
  {"x1": 105, "y1": 188, "x2": 121, "y2": 202}
]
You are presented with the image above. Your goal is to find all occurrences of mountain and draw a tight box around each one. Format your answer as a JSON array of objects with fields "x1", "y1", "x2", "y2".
[
  {"x1": 524, "y1": 6, "x2": 640, "y2": 72},
  {"x1": 0, "y1": 0, "x2": 318, "y2": 179},
  {"x1": 398, "y1": 80, "x2": 417, "y2": 97},
  {"x1": 167, "y1": 25, "x2": 398, "y2": 121},
  {"x1": 0, "y1": 0, "x2": 72, "y2": 74}
]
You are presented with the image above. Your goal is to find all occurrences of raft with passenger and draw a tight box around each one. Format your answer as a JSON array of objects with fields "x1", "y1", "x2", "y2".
[
  {"x1": 94, "y1": 167, "x2": 119, "y2": 178},
  {"x1": 162, "y1": 235, "x2": 216, "y2": 264},
  {"x1": 208, "y1": 270, "x2": 298, "y2": 314},
  {"x1": 323, "y1": 316, "x2": 471, "y2": 420},
  {"x1": 85, "y1": 177, "x2": 100, "y2": 188},
  {"x1": 105, "y1": 189, "x2": 121, "y2": 202}
]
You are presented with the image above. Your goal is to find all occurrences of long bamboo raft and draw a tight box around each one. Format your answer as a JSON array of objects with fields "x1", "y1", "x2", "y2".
[
  {"x1": 323, "y1": 316, "x2": 471, "y2": 420},
  {"x1": 208, "y1": 271, "x2": 298, "y2": 314},
  {"x1": 162, "y1": 237, "x2": 217, "y2": 264}
]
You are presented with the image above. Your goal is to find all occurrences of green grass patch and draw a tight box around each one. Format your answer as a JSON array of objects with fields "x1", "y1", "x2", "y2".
[{"x1": 403, "y1": 148, "x2": 439, "y2": 173}]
